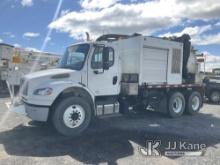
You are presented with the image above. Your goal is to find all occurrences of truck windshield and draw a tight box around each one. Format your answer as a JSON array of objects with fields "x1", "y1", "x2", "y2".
[{"x1": 59, "y1": 44, "x2": 90, "y2": 70}]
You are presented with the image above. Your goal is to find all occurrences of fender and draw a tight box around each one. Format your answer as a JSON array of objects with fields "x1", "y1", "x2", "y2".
[
  {"x1": 51, "y1": 80, "x2": 95, "y2": 102},
  {"x1": 52, "y1": 82, "x2": 95, "y2": 105},
  {"x1": 27, "y1": 81, "x2": 95, "y2": 106}
]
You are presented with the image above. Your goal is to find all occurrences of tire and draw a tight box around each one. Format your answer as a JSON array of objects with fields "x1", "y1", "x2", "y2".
[
  {"x1": 209, "y1": 91, "x2": 220, "y2": 103},
  {"x1": 168, "y1": 92, "x2": 185, "y2": 118},
  {"x1": 186, "y1": 91, "x2": 202, "y2": 115},
  {"x1": 52, "y1": 97, "x2": 92, "y2": 137}
]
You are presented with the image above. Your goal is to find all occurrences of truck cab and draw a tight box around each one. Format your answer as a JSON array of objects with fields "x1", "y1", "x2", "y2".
[
  {"x1": 13, "y1": 39, "x2": 121, "y2": 136},
  {"x1": 58, "y1": 42, "x2": 120, "y2": 96},
  {"x1": 204, "y1": 68, "x2": 220, "y2": 103}
]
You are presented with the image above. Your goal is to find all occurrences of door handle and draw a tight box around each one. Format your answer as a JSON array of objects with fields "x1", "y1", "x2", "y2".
[{"x1": 113, "y1": 76, "x2": 118, "y2": 85}]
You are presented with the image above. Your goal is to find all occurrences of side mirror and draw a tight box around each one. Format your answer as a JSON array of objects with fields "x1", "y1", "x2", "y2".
[{"x1": 103, "y1": 47, "x2": 110, "y2": 70}]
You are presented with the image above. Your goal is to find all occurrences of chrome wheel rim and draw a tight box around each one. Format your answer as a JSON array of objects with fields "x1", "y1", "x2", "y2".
[
  {"x1": 63, "y1": 105, "x2": 85, "y2": 128},
  {"x1": 172, "y1": 97, "x2": 183, "y2": 113},
  {"x1": 192, "y1": 96, "x2": 200, "y2": 111}
]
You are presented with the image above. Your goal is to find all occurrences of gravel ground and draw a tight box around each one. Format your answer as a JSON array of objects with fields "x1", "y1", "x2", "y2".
[{"x1": 0, "y1": 93, "x2": 220, "y2": 165}]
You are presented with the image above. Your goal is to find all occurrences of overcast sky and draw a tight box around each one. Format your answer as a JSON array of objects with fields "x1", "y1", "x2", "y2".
[{"x1": 0, "y1": 0, "x2": 220, "y2": 69}]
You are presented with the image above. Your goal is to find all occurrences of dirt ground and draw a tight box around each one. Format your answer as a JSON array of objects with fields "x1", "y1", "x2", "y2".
[{"x1": 0, "y1": 94, "x2": 220, "y2": 165}]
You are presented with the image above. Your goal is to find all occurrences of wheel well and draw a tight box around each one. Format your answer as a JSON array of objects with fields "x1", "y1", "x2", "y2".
[
  {"x1": 168, "y1": 87, "x2": 204, "y2": 98},
  {"x1": 48, "y1": 87, "x2": 94, "y2": 121}
]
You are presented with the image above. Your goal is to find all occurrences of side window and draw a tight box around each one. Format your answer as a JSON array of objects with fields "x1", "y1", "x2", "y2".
[
  {"x1": 91, "y1": 46, "x2": 115, "y2": 69},
  {"x1": 91, "y1": 46, "x2": 104, "y2": 69}
]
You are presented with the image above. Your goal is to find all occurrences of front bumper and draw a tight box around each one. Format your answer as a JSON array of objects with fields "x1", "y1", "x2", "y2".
[
  {"x1": 10, "y1": 101, "x2": 50, "y2": 122},
  {"x1": 10, "y1": 104, "x2": 27, "y2": 116}
]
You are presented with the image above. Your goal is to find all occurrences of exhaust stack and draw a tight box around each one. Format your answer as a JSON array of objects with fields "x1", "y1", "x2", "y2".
[{"x1": 86, "y1": 32, "x2": 90, "y2": 41}]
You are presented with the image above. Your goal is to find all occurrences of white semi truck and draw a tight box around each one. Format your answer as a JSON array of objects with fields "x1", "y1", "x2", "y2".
[{"x1": 11, "y1": 34, "x2": 204, "y2": 136}]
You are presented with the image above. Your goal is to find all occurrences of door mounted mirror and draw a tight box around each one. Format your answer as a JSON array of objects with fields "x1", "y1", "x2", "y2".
[{"x1": 103, "y1": 47, "x2": 110, "y2": 70}]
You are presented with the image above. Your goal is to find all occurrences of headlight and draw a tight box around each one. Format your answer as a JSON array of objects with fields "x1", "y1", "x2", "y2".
[{"x1": 33, "y1": 88, "x2": 53, "y2": 96}]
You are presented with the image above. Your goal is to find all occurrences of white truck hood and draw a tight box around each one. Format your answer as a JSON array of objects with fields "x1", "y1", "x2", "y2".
[
  {"x1": 25, "y1": 68, "x2": 74, "y2": 80},
  {"x1": 20, "y1": 68, "x2": 82, "y2": 106}
]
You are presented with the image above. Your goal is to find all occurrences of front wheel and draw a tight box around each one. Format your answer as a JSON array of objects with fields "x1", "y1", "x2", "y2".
[{"x1": 52, "y1": 97, "x2": 92, "y2": 137}]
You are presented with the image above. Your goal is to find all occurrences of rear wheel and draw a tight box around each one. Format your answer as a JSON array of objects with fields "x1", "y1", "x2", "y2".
[
  {"x1": 168, "y1": 92, "x2": 185, "y2": 118},
  {"x1": 186, "y1": 91, "x2": 202, "y2": 115},
  {"x1": 209, "y1": 91, "x2": 220, "y2": 103},
  {"x1": 52, "y1": 97, "x2": 92, "y2": 137}
]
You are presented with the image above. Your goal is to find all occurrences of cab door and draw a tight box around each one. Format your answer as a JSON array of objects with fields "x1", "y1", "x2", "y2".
[{"x1": 87, "y1": 45, "x2": 120, "y2": 96}]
